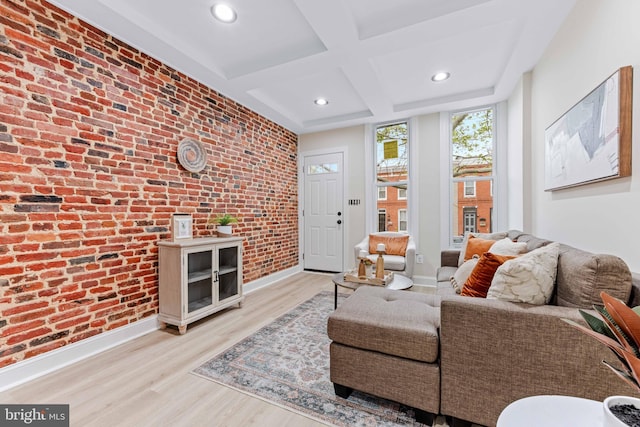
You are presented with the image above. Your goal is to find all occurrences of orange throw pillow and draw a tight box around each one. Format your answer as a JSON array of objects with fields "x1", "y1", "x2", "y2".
[
  {"x1": 464, "y1": 236, "x2": 496, "y2": 262},
  {"x1": 368, "y1": 234, "x2": 409, "y2": 256},
  {"x1": 461, "y1": 253, "x2": 516, "y2": 298}
]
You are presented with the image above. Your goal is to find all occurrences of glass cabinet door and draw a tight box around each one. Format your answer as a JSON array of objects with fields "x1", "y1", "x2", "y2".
[
  {"x1": 217, "y1": 245, "x2": 239, "y2": 302},
  {"x1": 186, "y1": 249, "x2": 213, "y2": 313}
]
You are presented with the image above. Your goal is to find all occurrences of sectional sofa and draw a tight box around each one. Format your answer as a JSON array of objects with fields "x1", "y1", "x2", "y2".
[{"x1": 328, "y1": 230, "x2": 640, "y2": 426}]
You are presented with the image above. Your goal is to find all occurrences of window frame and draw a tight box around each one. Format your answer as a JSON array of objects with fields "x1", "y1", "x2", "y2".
[
  {"x1": 365, "y1": 119, "x2": 416, "y2": 238},
  {"x1": 463, "y1": 181, "x2": 476, "y2": 198},
  {"x1": 397, "y1": 187, "x2": 407, "y2": 200},
  {"x1": 378, "y1": 186, "x2": 387, "y2": 201},
  {"x1": 398, "y1": 209, "x2": 408, "y2": 232},
  {"x1": 440, "y1": 103, "x2": 506, "y2": 249}
]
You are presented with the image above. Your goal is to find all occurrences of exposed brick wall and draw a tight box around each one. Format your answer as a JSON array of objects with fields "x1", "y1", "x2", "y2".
[{"x1": 0, "y1": 0, "x2": 299, "y2": 368}]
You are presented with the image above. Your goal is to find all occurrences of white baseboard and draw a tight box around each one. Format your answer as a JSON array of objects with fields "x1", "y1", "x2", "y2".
[
  {"x1": 0, "y1": 315, "x2": 159, "y2": 393},
  {"x1": 243, "y1": 264, "x2": 303, "y2": 294}
]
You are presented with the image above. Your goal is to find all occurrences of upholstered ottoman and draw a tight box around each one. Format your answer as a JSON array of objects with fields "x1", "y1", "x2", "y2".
[{"x1": 327, "y1": 286, "x2": 441, "y2": 423}]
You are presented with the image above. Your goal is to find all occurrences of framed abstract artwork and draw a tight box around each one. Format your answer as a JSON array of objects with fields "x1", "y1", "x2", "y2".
[{"x1": 544, "y1": 66, "x2": 632, "y2": 191}]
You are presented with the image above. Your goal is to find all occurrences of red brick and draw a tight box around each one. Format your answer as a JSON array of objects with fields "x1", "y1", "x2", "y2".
[
  {"x1": 54, "y1": 315, "x2": 91, "y2": 330},
  {"x1": 8, "y1": 306, "x2": 55, "y2": 324},
  {"x1": 6, "y1": 327, "x2": 52, "y2": 345},
  {"x1": 3, "y1": 301, "x2": 49, "y2": 316},
  {"x1": 1, "y1": 320, "x2": 46, "y2": 338},
  {"x1": 25, "y1": 341, "x2": 66, "y2": 358},
  {"x1": 0, "y1": 0, "x2": 299, "y2": 369},
  {"x1": 53, "y1": 290, "x2": 87, "y2": 302}
]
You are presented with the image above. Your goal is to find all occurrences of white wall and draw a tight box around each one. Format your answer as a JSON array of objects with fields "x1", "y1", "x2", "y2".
[
  {"x1": 414, "y1": 113, "x2": 442, "y2": 280},
  {"x1": 299, "y1": 115, "x2": 442, "y2": 283},
  {"x1": 530, "y1": 0, "x2": 640, "y2": 271},
  {"x1": 299, "y1": 125, "x2": 366, "y2": 270},
  {"x1": 506, "y1": 73, "x2": 531, "y2": 231}
]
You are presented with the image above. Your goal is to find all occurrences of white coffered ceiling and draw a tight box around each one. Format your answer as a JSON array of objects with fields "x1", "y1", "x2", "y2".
[{"x1": 48, "y1": 0, "x2": 576, "y2": 134}]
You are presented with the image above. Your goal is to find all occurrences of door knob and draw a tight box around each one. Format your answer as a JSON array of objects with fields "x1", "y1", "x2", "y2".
[
  {"x1": 337, "y1": 211, "x2": 342, "y2": 216},
  {"x1": 337, "y1": 220, "x2": 342, "y2": 225}
]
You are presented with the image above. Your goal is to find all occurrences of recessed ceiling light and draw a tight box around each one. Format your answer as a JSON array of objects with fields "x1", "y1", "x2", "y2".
[
  {"x1": 431, "y1": 72, "x2": 450, "y2": 82},
  {"x1": 211, "y1": 3, "x2": 237, "y2": 23},
  {"x1": 314, "y1": 98, "x2": 329, "y2": 106}
]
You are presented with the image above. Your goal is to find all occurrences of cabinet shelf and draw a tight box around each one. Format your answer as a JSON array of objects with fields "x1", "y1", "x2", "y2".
[
  {"x1": 188, "y1": 296, "x2": 212, "y2": 312},
  {"x1": 187, "y1": 269, "x2": 211, "y2": 283},
  {"x1": 188, "y1": 270, "x2": 212, "y2": 283},
  {"x1": 219, "y1": 266, "x2": 237, "y2": 275}
]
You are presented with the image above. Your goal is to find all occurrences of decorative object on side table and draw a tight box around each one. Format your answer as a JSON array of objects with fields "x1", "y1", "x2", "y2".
[
  {"x1": 343, "y1": 270, "x2": 394, "y2": 286},
  {"x1": 356, "y1": 250, "x2": 371, "y2": 277},
  {"x1": 375, "y1": 243, "x2": 385, "y2": 279},
  {"x1": 346, "y1": 244, "x2": 395, "y2": 286},
  {"x1": 562, "y1": 291, "x2": 640, "y2": 426},
  {"x1": 171, "y1": 214, "x2": 192, "y2": 241},
  {"x1": 209, "y1": 214, "x2": 238, "y2": 237}
]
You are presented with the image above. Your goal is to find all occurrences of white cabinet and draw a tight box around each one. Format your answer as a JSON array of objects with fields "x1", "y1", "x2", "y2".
[{"x1": 158, "y1": 236, "x2": 243, "y2": 334}]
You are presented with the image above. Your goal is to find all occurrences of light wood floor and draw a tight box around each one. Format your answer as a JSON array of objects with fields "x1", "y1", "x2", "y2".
[
  {"x1": 1, "y1": 272, "x2": 336, "y2": 427},
  {"x1": 0, "y1": 272, "x2": 447, "y2": 427}
]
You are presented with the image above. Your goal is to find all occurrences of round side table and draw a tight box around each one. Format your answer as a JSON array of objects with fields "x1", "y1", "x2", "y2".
[
  {"x1": 497, "y1": 395, "x2": 602, "y2": 427},
  {"x1": 332, "y1": 272, "x2": 413, "y2": 309}
]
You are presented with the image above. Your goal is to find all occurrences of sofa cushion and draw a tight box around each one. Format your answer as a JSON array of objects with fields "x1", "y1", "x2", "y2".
[
  {"x1": 487, "y1": 242, "x2": 560, "y2": 305},
  {"x1": 489, "y1": 238, "x2": 528, "y2": 257},
  {"x1": 556, "y1": 244, "x2": 632, "y2": 308},
  {"x1": 451, "y1": 257, "x2": 479, "y2": 294},
  {"x1": 463, "y1": 236, "x2": 496, "y2": 262},
  {"x1": 369, "y1": 234, "x2": 409, "y2": 256},
  {"x1": 437, "y1": 265, "x2": 458, "y2": 283},
  {"x1": 327, "y1": 287, "x2": 441, "y2": 363},
  {"x1": 461, "y1": 253, "x2": 515, "y2": 298},
  {"x1": 514, "y1": 233, "x2": 553, "y2": 252},
  {"x1": 458, "y1": 231, "x2": 508, "y2": 266},
  {"x1": 437, "y1": 281, "x2": 457, "y2": 296},
  {"x1": 366, "y1": 254, "x2": 405, "y2": 271}
]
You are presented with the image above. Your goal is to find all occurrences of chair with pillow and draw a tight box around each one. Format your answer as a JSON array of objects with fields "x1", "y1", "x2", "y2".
[{"x1": 354, "y1": 232, "x2": 416, "y2": 278}]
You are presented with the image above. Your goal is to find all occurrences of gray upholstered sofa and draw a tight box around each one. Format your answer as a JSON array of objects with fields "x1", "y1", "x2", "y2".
[
  {"x1": 437, "y1": 230, "x2": 640, "y2": 426},
  {"x1": 328, "y1": 229, "x2": 640, "y2": 427}
]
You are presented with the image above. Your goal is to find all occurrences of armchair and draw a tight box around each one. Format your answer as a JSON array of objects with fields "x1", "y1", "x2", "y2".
[{"x1": 354, "y1": 232, "x2": 415, "y2": 278}]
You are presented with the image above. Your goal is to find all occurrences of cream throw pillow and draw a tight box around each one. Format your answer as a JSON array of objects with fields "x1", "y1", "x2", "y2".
[
  {"x1": 458, "y1": 231, "x2": 508, "y2": 266},
  {"x1": 487, "y1": 242, "x2": 560, "y2": 305},
  {"x1": 451, "y1": 256, "x2": 479, "y2": 294},
  {"x1": 489, "y1": 238, "x2": 527, "y2": 257}
]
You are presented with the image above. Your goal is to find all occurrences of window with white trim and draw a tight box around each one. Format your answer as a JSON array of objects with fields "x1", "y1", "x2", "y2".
[
  {"x1": 378, "y1": 186, "x2": 387, "y2": 200},
  {"x1": 398, "y1": 187, "x2": 407, "y2": 200},
  {"x1": 398, "y1": 209, "x2": 408, "y2": 232},
  {"x1": 374, "y1": 121, "x2": 409, "y2": 233},
  {"x1": 450, "y1": 107, "x2": 495, "y2": 245},
  {"x1": 463, "y1": 181, "x2": 476, "y2": 197}
]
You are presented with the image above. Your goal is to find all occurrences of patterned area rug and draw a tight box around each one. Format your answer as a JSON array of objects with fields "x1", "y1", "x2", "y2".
[{"x1": 192, "y1": 291, "x2": 431, "y2": 426}]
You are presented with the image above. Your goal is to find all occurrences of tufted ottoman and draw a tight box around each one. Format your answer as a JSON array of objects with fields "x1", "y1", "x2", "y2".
[{"x1": 327, "y1": 286, "x2": 441, "y2": 424}]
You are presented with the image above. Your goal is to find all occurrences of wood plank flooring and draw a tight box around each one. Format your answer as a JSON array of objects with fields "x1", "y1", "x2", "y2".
[
  {"x1": 0, "y1": 272, "x2": 447, "y2": 427},
  {"x1": 0, "y1": 272, "x2": 335, "y2": 427}
]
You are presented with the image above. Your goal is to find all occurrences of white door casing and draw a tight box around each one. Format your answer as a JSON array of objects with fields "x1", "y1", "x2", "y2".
[{"x1": 303, "y1": 152, "x2": 344, "y2": 272}]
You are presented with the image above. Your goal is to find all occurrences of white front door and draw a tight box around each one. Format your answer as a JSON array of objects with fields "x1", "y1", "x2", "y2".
[{"x1": 303, "y1": 152, "x2": 344, "y2": 272}]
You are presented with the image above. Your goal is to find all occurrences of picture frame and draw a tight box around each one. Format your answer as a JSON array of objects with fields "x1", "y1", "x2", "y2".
[
  {"x1": 544, "y1": 66, "x2": 633, "y2": 191},
  {"x1": 171, "y1": 214, "x2": 192, "y2": 240}
]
